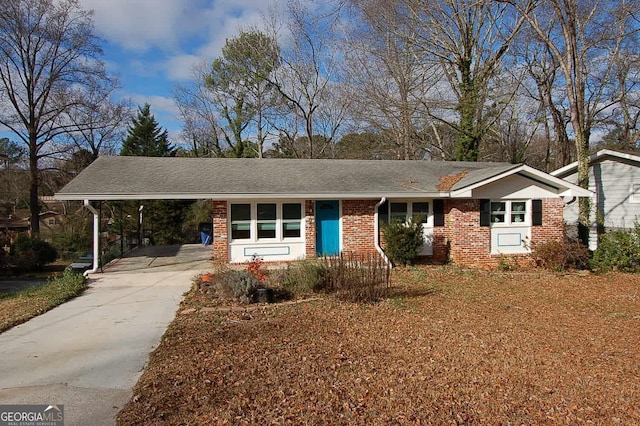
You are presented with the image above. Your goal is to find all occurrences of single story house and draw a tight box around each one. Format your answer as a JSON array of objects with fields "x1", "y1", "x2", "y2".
[
  {"x1": 552, "y1": 149, "x2": 640, "y2": 250},
  {"x1": 55, "y1": 156, "x2": 591, "y2": 268}
]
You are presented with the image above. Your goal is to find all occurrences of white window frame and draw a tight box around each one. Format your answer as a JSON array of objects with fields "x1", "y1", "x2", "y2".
[
  {"x1": 229, "y1": 202, "x2": 304, "y2": 243},
  {"x1": 489, "y1": 200, "x2": 531, "y2": 227},
  {"x1": 386, "y1": 201, "x2": 433, "y2": 227},
  {"x1": 630, "y1": 184, "x2": 640, "y2": 204}
]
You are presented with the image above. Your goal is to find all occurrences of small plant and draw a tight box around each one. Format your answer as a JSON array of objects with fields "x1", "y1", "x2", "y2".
[
  {"x1": 533, "y1": 239, "x2": 591, "y2": 271},
  {"x1": 245, "y1": 255, "x2": 267, "y2": 282},
  {"x1": 382, "y1": 217, "x2": 424, "y2": 266},
  {"x1": 591, "y1": 226, "x2": 640, "y2": 273},
  {"x1": 219, "y1": 270, "x2": 261, "y2": 303},
  {"x1": 497, "y1": 254, "x2": 519, "y2": 271}
]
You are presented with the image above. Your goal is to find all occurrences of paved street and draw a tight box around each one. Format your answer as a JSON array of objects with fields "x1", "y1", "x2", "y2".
[{"x1": 0, "y1": 244, "x2": 212, "y2": 426}]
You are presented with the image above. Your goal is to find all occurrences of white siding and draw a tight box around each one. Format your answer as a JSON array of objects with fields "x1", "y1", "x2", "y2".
[
  {"x1": 472, "y1": 174, "x2": 561, "y2": 199},
  {"x1": 562, "y1": 159, "x2": 640, "y2": 249}
]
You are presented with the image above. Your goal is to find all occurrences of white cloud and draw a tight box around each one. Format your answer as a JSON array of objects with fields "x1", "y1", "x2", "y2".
[
  {"x1": 164, "y1": 54, "x2": 205, "y2": 81},
  {"x1": 129, "y1": 94, "x2": 181, "y2": 118},
  {"x1": 82, "y1": 0, "x2": 272, "y2": 53}
]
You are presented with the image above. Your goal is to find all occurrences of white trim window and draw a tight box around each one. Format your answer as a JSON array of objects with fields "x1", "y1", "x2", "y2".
[
  {"x1": 230, "y1": 202, "x2": 303, "y2": 242},
  {"x1": 490, "y1": 200, "x2": 530, "y2": 226},
  {"x1": 386, "y1": 201, "x2": 432, "y2": 226},
  {"x1": 630, "y1": 184, "x2": 640, "y2": 204}
]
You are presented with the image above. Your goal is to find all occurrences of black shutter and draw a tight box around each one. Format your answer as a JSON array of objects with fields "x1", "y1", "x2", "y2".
[
  {"x1": 480, "y1": 199, "x2": 491, "y2": 226},
  {"x1": 532, "y1": 199, "x2": 543, "y2": 226},
  {"x1": 433, "y1": 199, "x2": 445, "y2": 226}
]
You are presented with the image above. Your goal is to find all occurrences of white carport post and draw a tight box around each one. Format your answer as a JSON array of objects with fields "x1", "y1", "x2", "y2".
[{"x1": 83, "y1": 200, "x2": 100, "y2": 276}]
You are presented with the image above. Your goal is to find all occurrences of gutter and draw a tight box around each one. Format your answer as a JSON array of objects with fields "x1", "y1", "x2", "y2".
[
  {"x1": 374, "y1": 197, "x2": 392, "y2": 267},
  {"x1": 82, "y1": 200, "x2": 100, "y2": 276}
]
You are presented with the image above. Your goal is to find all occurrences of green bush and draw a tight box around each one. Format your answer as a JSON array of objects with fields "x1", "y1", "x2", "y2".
[
  {"x1": 382, "y1": 217, "x2": 424, "y2": 266},
  {"x1": 278, "y1": 259, "x2": 328, "y2": 297},
  {"x1": 219, "y1": 270, "x2": 261, "y2": 303},
  {"x1": 11, "y1": 235, "x2": 58, "y2": 272},
  {"x1": 591, "y1": 227, "x2": 640, "y2": 273},
  {"x1": 47, "y1": 267, "x2": 88, "y2": 305},
  {"x1": 533, "y1": 240, "x2": 591, "y2": 271}
]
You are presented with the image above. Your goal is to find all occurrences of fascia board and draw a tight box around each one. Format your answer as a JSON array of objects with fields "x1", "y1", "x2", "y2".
[
  {"x1": 551, "y1": 149, "x2": 640, "y2": 177},
  {"x1": 55, "y1": 191, "x2": 451, "y2": 201},
  {"x1": 450, "y1": 164, "x2": 593, "y2": 198}
]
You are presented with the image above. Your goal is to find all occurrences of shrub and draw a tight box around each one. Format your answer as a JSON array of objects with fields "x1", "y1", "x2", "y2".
[
  {"x1": 278, "y1": 259, "x2": 328, "y2": 297},
  {"x1": 274, "y1": 254, "x2": 391, "y2": 303},
  {"x1": 533, "y1": 240, "x2": 591, "y2": 271},
  {"x1": 218, "y1": 270, "x2": 261, "y2": 303},
  {"x1": 382, "y1": 217, "x2": 424, "y2": 266},
  {"x1": 591, "y1": 228, "x2": 640, "y2": 273},
  {"x1": 497, "y1": 254, "x2": 519, "y2": 271},
  {"x1": 11, "y1": 235, "x2": 58, "y2": 271}
]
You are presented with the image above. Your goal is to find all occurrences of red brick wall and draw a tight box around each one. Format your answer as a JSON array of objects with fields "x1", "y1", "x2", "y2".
[
  {"x1": 531, "y1": 198, "x2": 565, "y2": 244},
  {"x1": 305, "y1": 200, "x2": 316, "y2": 256},
  {"x1": 212, "y1": 201, "x2": 228, "y2": 263},
  {"x1": 440, "y1": 198, "x2": 565, "y2": 267},
  {"x1": 445, "y1": 199, "x2": 492, "y2": 265},
  {"x1": 342, "y1": 200, "x2": 378, "y2": 254}
]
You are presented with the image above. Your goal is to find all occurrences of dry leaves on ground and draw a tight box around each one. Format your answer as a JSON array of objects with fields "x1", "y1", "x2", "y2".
[{"x1": 117, "y1": 268, "x2": 640, "y2": 425}]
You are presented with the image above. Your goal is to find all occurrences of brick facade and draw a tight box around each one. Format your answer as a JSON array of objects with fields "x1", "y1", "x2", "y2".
[
  {"x1": 210, "y1": 197, "x2": 566, "y2": 267},
  {"x1": 341, "y1": 199, "x2": 378, "y2": 254},
  {"x1": 444, "y1": 199, "x2": 492, "y2": 265},
  {"x1": 530, "y1": 198, "x2": 565, "y2": 244},
  {"x1": 212, "y1": 200, "x2": 229, "y2": 263},
  {"x1": 305, "y1": 200, "x2": 316, "y2": 256}
]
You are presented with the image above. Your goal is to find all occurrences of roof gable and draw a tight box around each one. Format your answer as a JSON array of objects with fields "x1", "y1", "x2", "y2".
[{"x1": 551, "y1": 149, "x2": 640, "y2": 178}]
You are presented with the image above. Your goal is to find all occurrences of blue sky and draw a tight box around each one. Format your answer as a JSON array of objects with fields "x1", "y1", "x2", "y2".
[{"x1": 81, "y1": 0, "x2": 277, "y2": 144}]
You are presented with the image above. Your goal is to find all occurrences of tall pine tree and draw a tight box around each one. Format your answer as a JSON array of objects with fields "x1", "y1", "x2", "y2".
[
  {"x1": 116, "y1": 104, "x2": 193, "y2": 247},
  {"x1": 120, "y1": 104, "x2": 174, "y2": 157}
]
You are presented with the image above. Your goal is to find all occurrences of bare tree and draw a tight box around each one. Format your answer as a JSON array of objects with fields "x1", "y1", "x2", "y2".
[
  {"x1": 404, "y1": 0, "x2": 528, "y2": 161},
  {"x1": 0, "y1": 0, "x2": 110, "y2": 234},
  {"x1": 264, "y1": 0, "x2": 349, "y2": 158},
  {"x1": 63, "y1": 78, "x2": 132, "y2": 161},
  {"x1": 501, "y1": 0, "x2": 640, "y2": 243},
  {"x1": 342, "y1": 0, "x2": 436, "y2": 160},
  {"x1": 174, "y1": 62, "x2": 224, "y2": 157}
]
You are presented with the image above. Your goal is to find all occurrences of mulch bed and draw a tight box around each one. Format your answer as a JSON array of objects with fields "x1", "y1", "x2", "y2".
[{"x1": 117, "y1": 267, "x2": 640, "y2": 425}]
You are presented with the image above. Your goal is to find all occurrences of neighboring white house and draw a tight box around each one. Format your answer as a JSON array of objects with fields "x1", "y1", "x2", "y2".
[{"x1": 551, "y1": 149, "x2": 640, "y2": 250}]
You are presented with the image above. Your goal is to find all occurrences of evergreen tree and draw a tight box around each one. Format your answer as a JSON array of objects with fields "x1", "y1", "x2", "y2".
[
  {"x1": 120, "y1": 104, "x2": 174, "y2": 157},
  {"x1": 115, "y1": 103, "x2": 191, "y2": 247}
]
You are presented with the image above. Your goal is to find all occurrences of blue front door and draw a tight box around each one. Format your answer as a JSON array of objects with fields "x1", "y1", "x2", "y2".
[{"x1": 316, "y1": 200, "x2": 340, "y2": 256}]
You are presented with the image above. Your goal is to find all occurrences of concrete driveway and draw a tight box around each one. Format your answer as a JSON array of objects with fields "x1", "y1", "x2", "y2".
[{"x1": 0, "y1": 244, "x2": 212, "y2": 426}]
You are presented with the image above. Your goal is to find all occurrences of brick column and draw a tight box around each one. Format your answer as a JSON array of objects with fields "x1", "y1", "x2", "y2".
[
  {"x1": 342, "y1": 199, "x2": 378, "y2": 254},
  {"x1": 212, "y1": 200, "x2": 228, "y2": 263},
  {"x1": 531, "y1": 198, "x2": 565, "y2": 244},
  {"x1": 447, "y1": 199, "x2": 491, "y2": 266},
  {"x1": 305, "y1": 200, "x2": 316, "y2": 257}
]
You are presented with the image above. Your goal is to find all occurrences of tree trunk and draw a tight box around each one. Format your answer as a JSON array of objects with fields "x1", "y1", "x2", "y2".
[{"x1": 28, "y1": 140, "x2": 40, "y2": 235}]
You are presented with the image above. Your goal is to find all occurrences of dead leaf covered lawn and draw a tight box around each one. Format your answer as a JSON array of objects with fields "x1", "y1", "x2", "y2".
[{"x1": 117, "y1": 268, "x2": 640, "y2": 425}]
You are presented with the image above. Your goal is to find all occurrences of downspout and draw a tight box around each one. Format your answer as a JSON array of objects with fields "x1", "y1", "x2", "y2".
[
  {"x1": 374, "y1": 197, "x2": 392, "y2": 266},
  {"x1": 83, "y1": 200, "x2": 100, "y2": 276}
]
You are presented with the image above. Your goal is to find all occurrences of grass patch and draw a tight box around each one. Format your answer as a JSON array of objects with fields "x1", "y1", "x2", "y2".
[{"x1": 0, "y1": 268, "x2": 87, "y2": 333}]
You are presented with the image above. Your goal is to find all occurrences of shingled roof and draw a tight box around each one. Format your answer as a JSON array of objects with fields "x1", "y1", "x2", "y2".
[{"x1": 55, "y1": 156, "x2": 589, "y2": 200}]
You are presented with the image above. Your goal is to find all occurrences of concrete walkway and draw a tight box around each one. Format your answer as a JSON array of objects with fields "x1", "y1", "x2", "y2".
[{"x1": 0, "y1": 244, "x2": 212, "y2": 426}]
